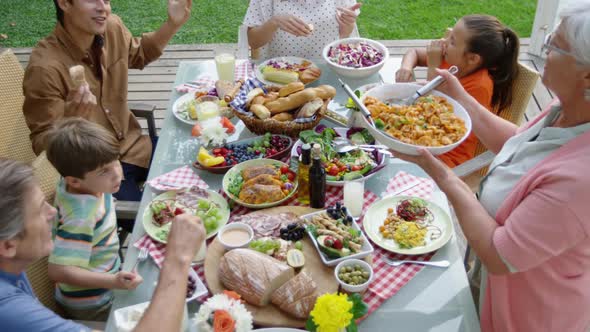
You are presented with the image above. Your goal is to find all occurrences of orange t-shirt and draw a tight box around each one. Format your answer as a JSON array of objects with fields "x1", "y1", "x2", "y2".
[{"x1": 436, "y1": 61, "x2": 494, "y2": 167}]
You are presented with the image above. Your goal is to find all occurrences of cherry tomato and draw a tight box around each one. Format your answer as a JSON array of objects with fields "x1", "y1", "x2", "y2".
[
  {"x1": 352, "y1": 165, "x2": 362, "y2": 171},
  {"x1": 328, "y1": 165, "x2": 340, "y2": 176},
  {"x1": 286, "y1": 171, "x2": 296, "y2": 181},
  {"x1": 173, "y1": 207, "x2": 184, "y2": 216},
  {"x1": 280, "y1": 165, "x2": 290, "y2": 174}
]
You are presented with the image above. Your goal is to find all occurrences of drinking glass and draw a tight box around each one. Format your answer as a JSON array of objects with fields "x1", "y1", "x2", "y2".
[
  {"x1": 214, "y1": 52, "x2": 236, "y2": 82},
  {"x1": 343, "y1": 179, "x2": 365, "y2": 218}
]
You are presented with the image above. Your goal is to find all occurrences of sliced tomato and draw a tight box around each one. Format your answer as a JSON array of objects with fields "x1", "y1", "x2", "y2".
[
  {"x1": 351, "y1": 165, "x2": 362, "y2": 171},
  {"x1": 280, "y1": 165, "x2": 290, "y2": 174},
  {"x1": 220, "y1": 117, "x2": 235, "y2": 134}
]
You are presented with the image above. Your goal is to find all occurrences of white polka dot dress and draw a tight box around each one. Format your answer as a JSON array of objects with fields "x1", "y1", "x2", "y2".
[{"x1": 244, "y1": 0, "x2": 358, "y2": 59}]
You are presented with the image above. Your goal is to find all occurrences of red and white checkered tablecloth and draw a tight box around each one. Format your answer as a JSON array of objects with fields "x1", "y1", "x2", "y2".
[
  {"x1": 175, "y1": 60, "x2": 254, "y2": 94},
  {"x1": 146, "y1": 165, "x2": 209, "y2": 192},
  {"x1": 361, "y1": 171, "x2": 436, "y2": 317},
  {"x1": 135, "y1": 168, "x2": 438, "y2": 319}
]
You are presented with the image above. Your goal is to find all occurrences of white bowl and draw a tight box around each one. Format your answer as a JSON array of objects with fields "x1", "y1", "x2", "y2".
[
  {"x1": 217, "y1": 223, "x2": 254, "y2": 250},
  {"x1": 334, "y1": 259, "x2": 373, "y2": 293},
  {"x1": 322, "y1": 37, "x2": 388, "y2": 79},
  {"x1": 359, "y1": 83, "x2": 472, "y2": 156}
]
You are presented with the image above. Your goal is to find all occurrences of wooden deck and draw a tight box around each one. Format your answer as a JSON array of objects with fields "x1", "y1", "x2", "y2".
[{"x1": 5, "y1": 38, "x2": 552, "y2": 132}]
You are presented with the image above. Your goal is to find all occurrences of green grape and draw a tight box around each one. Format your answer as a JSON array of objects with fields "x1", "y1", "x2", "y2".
[
  {"x1": 197, "y1": 199, "x2": 210, "y2": 210},
  {"x1": 204, "y1": 217, "x2": 218, "y2": 233},
  {"x1": 196, "y1": 210, "x2": 206, "y2": 218},
  {"x1": 260, "y1": 147, "x2": 266, "y2": 153},
  {"x1": 263, "y1": 140, "x2": 270, "y2": 147},
  {"x1": 206, "y1": 207, "x2": 218, "y2": 217},
  {"x1": 247, "y1": 147, "x2": 254, "y2": 153}
]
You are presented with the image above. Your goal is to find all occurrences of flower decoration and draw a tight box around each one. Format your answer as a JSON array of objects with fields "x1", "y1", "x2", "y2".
[
  {"x1": 192, "y1": 290, "x2": 253, "y2": 332},
  {"x1": 306, "y1": 293, "x2": 368, "y2": 332},
  {"x1": 199, "y1": 117, "x2": 229, "y2": 147}
]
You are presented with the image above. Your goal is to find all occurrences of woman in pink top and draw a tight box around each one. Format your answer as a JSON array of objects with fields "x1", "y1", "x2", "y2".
[{"x1": 396, "y1": 2, "x2": 590, "y2": 331}]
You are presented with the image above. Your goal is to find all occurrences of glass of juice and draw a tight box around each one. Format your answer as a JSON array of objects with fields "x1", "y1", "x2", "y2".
[
  {"x1": 215, "y1": 53, "x2": 236, "y2": 82},
  {"x1": 343, "y1": 179, "x2": 365, "y2": 218}
]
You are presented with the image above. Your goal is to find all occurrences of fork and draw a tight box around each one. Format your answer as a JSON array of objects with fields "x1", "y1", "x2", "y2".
[
  {"x1": 129, "y1": 247, "x2": 149, "y2": 272},
  {"x1": 383, "y1": 258, "x2": 450, "y2": 268}
]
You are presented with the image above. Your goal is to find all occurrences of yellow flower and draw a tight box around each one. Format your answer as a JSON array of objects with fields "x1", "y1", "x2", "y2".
[{"x1": 310, "y1": 293, "x2": 353, "y2": 332}]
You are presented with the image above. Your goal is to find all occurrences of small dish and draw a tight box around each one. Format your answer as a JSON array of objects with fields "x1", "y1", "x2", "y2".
[
  {"x1": 335, "y1": 259, "x2": 373, "y2": 293},
  {"x1": 218, "y1": 223, "x2": 254, "y2": 250}
]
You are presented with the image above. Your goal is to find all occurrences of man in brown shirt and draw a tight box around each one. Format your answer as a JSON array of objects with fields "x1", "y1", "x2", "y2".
[{"x1": 23, "y1": 0, "x2": 192, "y2": 203}]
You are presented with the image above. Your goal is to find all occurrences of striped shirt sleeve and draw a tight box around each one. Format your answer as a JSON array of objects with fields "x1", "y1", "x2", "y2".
[{"x1": 49, "y1": 215, "x2": 95, "y2": 268}]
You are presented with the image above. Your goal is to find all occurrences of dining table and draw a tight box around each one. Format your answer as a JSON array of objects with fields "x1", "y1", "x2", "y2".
[{"x1": 105, "y1": 58, "x2": 480, "y2": 332}]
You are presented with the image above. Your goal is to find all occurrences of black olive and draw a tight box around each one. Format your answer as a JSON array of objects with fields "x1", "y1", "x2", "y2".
[
  {"x1": 287, "y1": 223, "x2": 297, "y2": 231},
  {"x1": 346, "y1": 216, "x2": 354, "y2": 224}
]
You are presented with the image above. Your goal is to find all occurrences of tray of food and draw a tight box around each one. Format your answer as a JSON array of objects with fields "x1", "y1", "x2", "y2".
[
  {"x1": 301, "y1": 202, "x2": 374, "y2": 266},
  {"x1": 204, "y1": 206, "x2": 340, "y2": 328},
  {"x1": 143, "y1": 187, "x2": 230, "y2": 243},
  {"x1": 222, "y1": 159, "x2": 298, "y2": 209},
  {"x1": 356, "y1": 83, "x2": 472, "y2": 155},
  {"x1": 194, "y1": 133, "x2": 293, "y2": 173},
  {"x1": 363, "y1": 195, "x2": 453, "y2": 255},
  {"x1": 256, "y1": 57, "x2": 321, "y2": 86},
  {"x1": 291, "y1": 125, "x2": 387, "y2": 186}
]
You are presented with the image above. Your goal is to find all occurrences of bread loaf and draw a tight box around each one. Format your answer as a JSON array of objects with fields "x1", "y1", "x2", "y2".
[
  {"x1": 219, "y1": 249, "x2": 294, "y2": 306},
  {"x1": 265, "y1": 89, "x2": 317, "y2": 114},
  {"x1": 69, "y1": 65, "x2": 87, "y2": 89},
  {"x1": 279, "y1": 82, "x2": 304, "y2": 97},
  {"x1": 271, "y1": 272, "x2": 318, "y2": 319},
  {"x1": 251, "y1": 95, "x2": 266, "y2": 105},
  {"x1": 312, "y1": 85, "x2": 336, "y2": 100}
]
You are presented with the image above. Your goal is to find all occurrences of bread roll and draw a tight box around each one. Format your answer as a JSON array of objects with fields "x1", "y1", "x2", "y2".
[
  {"x1": 251, "y1": 95, "x2": 266, "y2": 105},
  {"x1": 250, "y1": 104, "x2": 271, "y2": 120},
  {"x1": 245, "y1": 87, "x2": 265, "y2": 107},
  {"x1": 265, "y1": 89, "x2": 317, "y2": 114},
  {"x1": 271, "y1": 112, "x2": 294, "y2": 122},
  {"x1": 296, "y1": 98, "x2": 323, "y2": 118},
  {"x1": 312, "y1": 85, "x2": 337, "y2": 100},
  {"x1": 69, "y1": 65, "x2": 87, "y2": 89},
  {"x1": 264, "y1": 92, "x2": 279, "y2": 103},
  {"x1": 279, "y1": 82, "x2": 304, "y2": 97},
  {"x1": 219, "y1": 249, "x2": 294, "y2": 306},
  {"x1": 271, "y1": 272, "x2": 318, "y2": 319}
]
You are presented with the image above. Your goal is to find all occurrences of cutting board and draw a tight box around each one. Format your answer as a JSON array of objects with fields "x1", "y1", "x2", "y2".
[{"x1": 204, "y1": 206, "x2": 338, "y2": 328}]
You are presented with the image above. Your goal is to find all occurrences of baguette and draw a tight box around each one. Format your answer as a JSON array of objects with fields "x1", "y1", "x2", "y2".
[
  {"x1": 279, "y1": 82, "x2": 304, "y2": 97},
  {"x1": 69, "y1": 65, "x2": 87, "y2": 89},
  {"x1": 312, "y1": 85, "x2": 336, "y2": 100},
  {"x1": 296, "y1": 98, "x2": 323, "y2": 118},
  {"x1": 265, "y1": 89, "x2": 317, "y2": 114},
  {"x1": 271, "y1": 112, "x2": 294, "y2": 122},
  {"x1": 251, "y1": 95, "x2": 266, "y2": 105},
  {"x1": 250, "y1": 104, "x2": 271, "y2": 120},
  {"x1": 245, "y1": 88, "x2": 265, "y2": 108}
]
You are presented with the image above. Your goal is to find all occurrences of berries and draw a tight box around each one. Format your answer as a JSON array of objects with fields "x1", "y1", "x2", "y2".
[
  {"x1": 280, "y1": 223, "x2": 305, "y2": 241},
  {"x1": 207, "y1": 134, "x2": 290, "y2": 167},
  {"x1": 327, "y1": 202, "x2": 351, "y2": 224}
]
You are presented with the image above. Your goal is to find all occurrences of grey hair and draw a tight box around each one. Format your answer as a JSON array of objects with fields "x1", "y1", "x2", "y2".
[
  {"x1": 559, "y1": 0, "x2": 590, "y2": 65},
  {"x1": 0, "y1": 159, "x2": 36, "y2": 240}
]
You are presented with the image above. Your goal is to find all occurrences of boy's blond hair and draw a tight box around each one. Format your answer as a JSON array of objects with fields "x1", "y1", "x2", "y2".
[{"x1": 46, "y1": 118, "x2": 120, "y2": 178}]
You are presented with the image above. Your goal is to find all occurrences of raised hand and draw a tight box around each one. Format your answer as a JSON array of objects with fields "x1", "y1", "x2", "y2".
[
  {"x1": 166, "y1": 214, "x2": 206, "y2": 264},
  {"x1": 168, "y1": 0, "x2": 192, "y2": 28},
  {"x1": 426, "y1": 39, "x2": 445, "y2": 70},
  {"x1": 272, "y1": 15, "x2": 312, "y2": 37},
  {"x1": 64, "y1": 83, "x2": 97, "y2": 118}
]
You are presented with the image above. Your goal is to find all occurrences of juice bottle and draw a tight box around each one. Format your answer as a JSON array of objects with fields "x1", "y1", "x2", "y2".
[
  {"x1": 297, "y1": 143, "x2": 311, "y2": 205},
  {"x1": 309, "y1": 144, "x2": 326, "y2": 208}
]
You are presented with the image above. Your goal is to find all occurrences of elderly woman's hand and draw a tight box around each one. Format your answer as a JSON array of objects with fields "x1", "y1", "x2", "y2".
[
  {"x1": 271, "y1": 15, "x2": 313, "y2": 37},
  {"x1": 392, "y1": 148, "x2": 453, "y2": 187},
  {"x1": 434, "y1": 68, "x2": 472, "y2": 104}
]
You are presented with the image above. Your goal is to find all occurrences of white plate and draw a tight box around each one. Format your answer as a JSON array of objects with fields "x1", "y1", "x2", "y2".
[
  {"x1": 290, "y1": 127, "x2": 387, "y2": 187},
  {"x1": 363, "y1": 195, "x2": 453, "y2": 255},
  {"x1": 255, "y1": 56, "x2": 319, "y2": 86},
  {"x1": 172, "y1": 92, "x2": 199, "y2": 125},
  {"x1": 253, "y1": 329, "x2": 308, "y2": 332},
  {"x1": 142, "y1": 189, "x2": 230, "y2": 243},
  {"x1": 302, "y1": 210, "x2": 374, "y2": 266}
]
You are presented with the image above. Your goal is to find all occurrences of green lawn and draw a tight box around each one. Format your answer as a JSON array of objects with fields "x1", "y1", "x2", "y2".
[{"x1": 0, "y1": 0, "x2": 537, "y2": 48}]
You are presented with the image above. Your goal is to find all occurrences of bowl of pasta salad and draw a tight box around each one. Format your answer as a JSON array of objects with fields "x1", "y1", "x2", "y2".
[{"x1": 357, "y1": 83, "x2": 472, "y2": 156}]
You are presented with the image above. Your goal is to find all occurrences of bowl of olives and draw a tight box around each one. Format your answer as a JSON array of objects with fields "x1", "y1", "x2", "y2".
[{"x1": 335, "y1": 259, "x2": 373, "y2": 293}]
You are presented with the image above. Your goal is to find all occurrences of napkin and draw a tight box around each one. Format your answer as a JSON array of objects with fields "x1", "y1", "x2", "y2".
[{"x1": 146, "y1": 165, "x2": 209, "y2": 192}]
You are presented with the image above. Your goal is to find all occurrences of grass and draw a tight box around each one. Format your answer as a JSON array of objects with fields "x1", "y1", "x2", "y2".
[{"x1": 0, "y1": 0, "x2": 537, "y2": 48}]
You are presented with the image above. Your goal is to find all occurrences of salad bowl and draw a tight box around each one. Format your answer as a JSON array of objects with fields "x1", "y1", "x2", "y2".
[{"x1": 323, "y1": 37, "x2": 388, "y2": 79}]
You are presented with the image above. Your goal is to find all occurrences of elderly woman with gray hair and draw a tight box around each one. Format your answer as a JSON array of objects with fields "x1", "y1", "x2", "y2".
[
  {"x1": 395, "y1": 1, "x2": 590, "y2": 331},
  {"x1": 0, "y1": 159, "x2": 205, "y2": 331}
]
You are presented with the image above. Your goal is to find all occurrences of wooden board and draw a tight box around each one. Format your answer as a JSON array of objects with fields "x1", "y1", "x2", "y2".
[{"x1": 204, "y1": 206, "x2": 338, "y2": 328}]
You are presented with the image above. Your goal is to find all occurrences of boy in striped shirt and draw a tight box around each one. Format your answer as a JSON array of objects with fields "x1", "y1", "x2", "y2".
[{"x1": 45, "y1": 118, "x2": 143, "y2": 320}]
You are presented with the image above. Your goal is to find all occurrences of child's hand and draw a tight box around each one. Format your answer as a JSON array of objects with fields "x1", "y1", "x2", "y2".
[
  {"x1": 115, "y1": 271, "x2": 144, "y2": 290},
  {"x1": 427, "y1": 39, "x2": 445, "y2": 69},
  {"x1": 395, "y1": 68, "x2": 415, "y2": 82}
]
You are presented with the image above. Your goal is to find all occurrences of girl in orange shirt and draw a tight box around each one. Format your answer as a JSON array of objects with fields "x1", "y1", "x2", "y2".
[{"x1": 396, "y1": 15, "x2": 520, "y2": 167}]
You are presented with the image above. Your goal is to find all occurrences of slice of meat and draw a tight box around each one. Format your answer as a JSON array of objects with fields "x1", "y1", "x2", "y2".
[
  {"x1": 233, "y1": 212, "x2": 301, "y2": 238},
  {"x1": 176, "y1": 186, "x2": 210, "y2": 209},
  {"x1": 242, "y1": 165, "x2": 279, "y2": 182}
]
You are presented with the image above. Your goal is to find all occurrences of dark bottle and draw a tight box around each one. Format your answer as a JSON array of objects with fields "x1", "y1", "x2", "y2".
[
  {"x1": 309, "y1": 143, "x2": 326, "y2": 208},
  {"x1": 297, "y1": 143, "x2": 312, "y2": 205}
]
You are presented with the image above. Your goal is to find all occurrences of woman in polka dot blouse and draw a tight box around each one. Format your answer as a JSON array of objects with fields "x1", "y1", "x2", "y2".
[{"x1": 244, "y1": 0, "x2": 361, "y2": 59}]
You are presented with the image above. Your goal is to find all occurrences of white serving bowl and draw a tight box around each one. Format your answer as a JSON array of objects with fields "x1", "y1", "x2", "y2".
[
  {"x1": 357, "y1": 83, "x2": 472, "y2": 156},
  {"x1": 322, "y1": 37, "x2": 388, "y2": 79},
  {"x1": 334, "y1": 259, "x2": 373, "y2": 293},
  {"x1": 217, "y1": 223, "x2": 254, "y2": 250}
]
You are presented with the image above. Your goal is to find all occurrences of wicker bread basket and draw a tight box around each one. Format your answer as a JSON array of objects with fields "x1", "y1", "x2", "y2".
[{"x1": 232, "y1": 87, "x2": 329, "y2": 137}]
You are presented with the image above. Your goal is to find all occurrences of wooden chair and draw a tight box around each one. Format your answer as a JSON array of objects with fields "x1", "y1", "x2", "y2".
[{"x1": 452, "y1": 62, "x2": 540, "y2": 190}]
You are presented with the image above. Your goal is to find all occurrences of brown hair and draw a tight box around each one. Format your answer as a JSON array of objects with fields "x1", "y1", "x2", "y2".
[
  {"x1": 46, "y1": 118, "x2": 120, "y2": 178},
  {"x1": 0, "y1": 159, "x2": 35, "y2": 240},
  {"x1": 462, "y1": 15, "x2": 520, "y2": 111}
]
